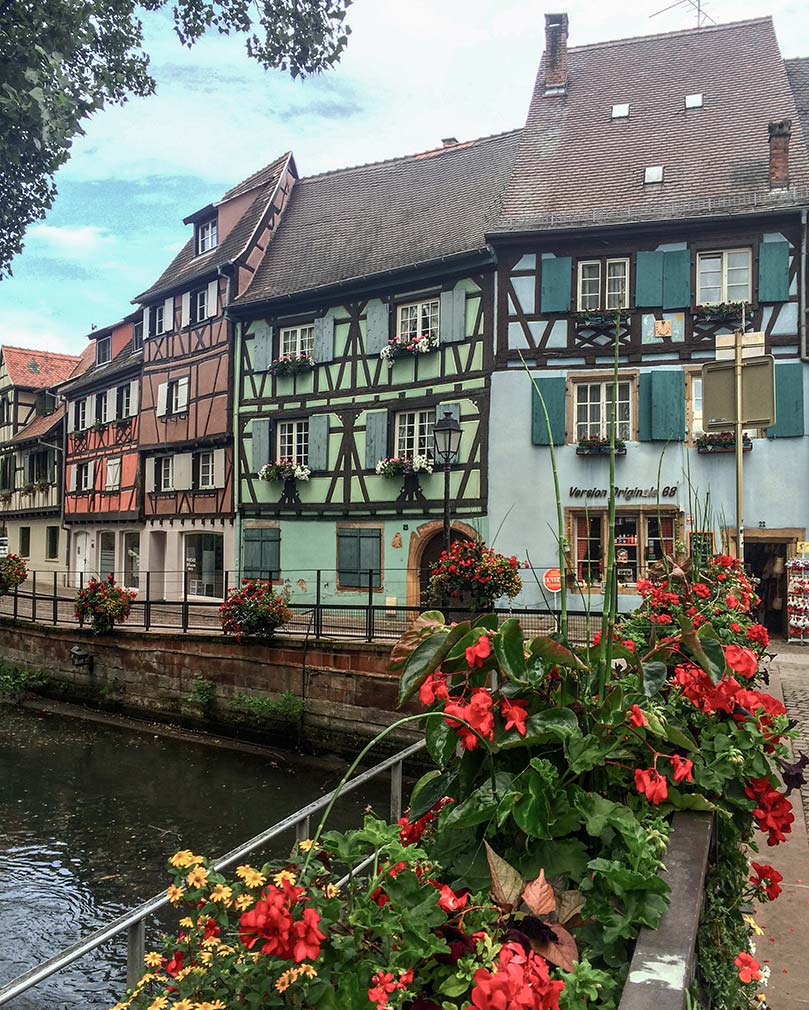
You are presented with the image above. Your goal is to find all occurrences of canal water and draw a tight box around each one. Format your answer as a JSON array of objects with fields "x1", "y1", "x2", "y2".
[{"x1": 0, "y1": 705, "x2": 390, "y2": 1010}]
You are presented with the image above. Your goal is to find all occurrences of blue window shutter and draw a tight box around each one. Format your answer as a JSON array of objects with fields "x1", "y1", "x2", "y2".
[
  {"x1": 307, "y1": 414, "x2": 330, "y2": 471},
  {"x1": 252, "y1": 418, "x2": 271, "y2": 469},
  {"x1": 650, "y1": 370, "x2": 686, "y2": 441},
  {"x1": 243, "y1": 527, "x2": 280, "y2": 579},
  {"x1": 365, "y1": 409, "x2": 388, "y2": 468},
  {"x1": 365, "y1": 301, "x2": 390, "y2": 355},
  {"x1": 338, "y1": 528, "x2": 381, "y2": 588},
  {"x1": 531, "y1": 376, "x2": 566, "y2": 445},
  {"x1": 313, "y1": 316, "x2": 334, "y2": 362},
  {"x1": 638, "y1": 373, "x2": 652, "y2": 441},
  {"x1": 768, "y1": 360, "x2": 805, "y2": 438},
  {"x1": 337, "y1": 530, "x2": 360, "y2": 584},
  {"x1": 440, "y1": 287, "x2": 467, "y2": 343},
  {"x1": 540, "y1": 257, "x2": 572, "y2": 314},
  {"x1": 758, "y1": 240, "x2": 790, "y2": 303},
  {"x1": 662, "y1": 249, "x2": 691, "y2": 309},
  {"x1": 358, "y1": 529, "x2": 382, "y2": 588},
  {"x1": 635, "y1": 251, "x2": 663, "y2": 307},
  {"x1": 252, "y1": 321, "x2": 273, "y2": 372}
]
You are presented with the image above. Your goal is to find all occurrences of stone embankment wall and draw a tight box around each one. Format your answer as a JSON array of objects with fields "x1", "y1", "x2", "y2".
[{"x1": 0, "y1": 619, "x2": 420, "y2": 756}]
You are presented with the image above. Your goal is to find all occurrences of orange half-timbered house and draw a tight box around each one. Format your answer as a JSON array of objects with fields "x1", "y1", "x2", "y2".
[
  {"x1": 132, "y1": 151, "x2": 297, "y2": 600},
  {"x1": 61, "y1": 314, "x2": 143, "y2": 586}
]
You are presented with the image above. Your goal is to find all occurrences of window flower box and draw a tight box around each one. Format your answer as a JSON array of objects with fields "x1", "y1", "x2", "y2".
[
  {"x1": 380, "y1": 333, "x2": 438, "y2": 366},
  {"x1": 270, "y1": 353, "x2": 315, "y2": 378},
  {"x1": 574, "y1": 308, "x2": 630, "y2": 326},
  {"x1": 692, "y1": 301, "x2": 753, "y2": 325},
  {"x1": 258, "y1": 460, "x2": 311, "y2": 482},
  {"x1": 20, "y1": 483, "x2": 36, "y2": 496},
  {"x1": 34, "y1": 480, "x2": 52, "y2": 493},
  {"x1": 375, "y1": 455, "x2": 434, "y2": 478},
  {"x1": 0, "y1": 492, "x2": 11, "y2": 505},
  {"x1": 576, "y1": 436, "x2": 627, "y2": 456},
  {"x1": 696, "y1": 432, "x2": 753, "y2": 453}
]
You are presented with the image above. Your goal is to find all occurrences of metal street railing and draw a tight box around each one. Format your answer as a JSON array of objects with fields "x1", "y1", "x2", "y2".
[{"x1": 0, "y1": 738, "x2": 426, "y2": 1006}]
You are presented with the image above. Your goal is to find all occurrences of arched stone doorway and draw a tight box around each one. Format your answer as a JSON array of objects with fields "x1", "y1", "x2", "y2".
[{"x1": 405, "y1": 520, "x2": 479, "y2": 607}]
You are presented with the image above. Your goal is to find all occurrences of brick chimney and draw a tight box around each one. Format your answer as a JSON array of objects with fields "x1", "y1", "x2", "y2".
[
  {"x1": 441, "y1": 137, "x2": 459, "y2": 148},
  {"x1": 543, "y1": 13, "x2": 569, "y2": 94},
  {"x1": 768, "y1": 119, "x2": 792, "y2": 189}
]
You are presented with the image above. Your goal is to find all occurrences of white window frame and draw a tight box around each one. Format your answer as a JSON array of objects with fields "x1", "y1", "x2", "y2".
[
  {"x1": 105, "y1": 457, "x2": 121, "y2": 491},
  {"x1": 276, "y1": 419, "x2": 309, "y2": 465},
  {"x1": 96, "y1": 391, "x2": 108, "y2": 424},
  {"x1": 76, "y1": 462, "x2": 90, "y2": 491},
  {"x1": 197, "y1": 218, "x2": 218, "y2": 255},
  {"x1": 394, "y1": 409, "x2": 434, "y2": 458},
  {"x1": 158, "y1": 456, "x2": 174, "y2": 492},
  {"x1": 153, "y1": 303, "x2": 164, "y2": 336},
  {"x1": 572, "y1": 510, "x2": 676, "y2": 587},
  {"x1": 574, "y1": 379, "x2": 633, "y2": 441},
  {"x1": 193, "y1": 287, "x2": 207, "y2": 323},
  {"x1": 576, "y1": 257, "x2": 630, "y2": 311},
  {"x1": 168, "y1": 378, "x2": 188, "y2": 415},
  {"x1": 198, "y1": 450, "x2": 215, "y2": 489},
  {"x1": 132, "y1": 320, "x2": 143, "y2": 350},
  {"x1": 396, "y1": 298, "x2": 440, "y2": 343},
  {"x1": 75, "y1": 399, "x2": 87, "y2": 431},
  {"x1": 96, "y1": 336, "x2": 111, "y2": 366},
  {"x1": 280, "y1": 324, "x2": 315, "y2": 357},
  {"x1": 117, "y1": 383, "x2": 131, "y2": 419},
  {"x1": 696, "y1": 248, "x2": 752, "y2": 305}
]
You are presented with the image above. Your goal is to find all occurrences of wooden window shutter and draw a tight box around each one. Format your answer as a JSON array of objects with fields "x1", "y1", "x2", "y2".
[
  {"x1": 181, "y1": 292, "x2": 191, "y2": 328},
  {"x1": 67, "y1": 401, "x2": 76, "y2": 433},
  {"x1": 129, "y1": 380, "x2": 139, "y2": 416},
  {"x1": 337, "y1": 529, "x2": 360, "y2": 584},
  {"x1": 178, "y1": 376, "x2": 190, "y2": 411},
  {"x1": 650, "y1": 370, "x2": 686, "y2": 441},
  {"x1": 635, "y1": 251, "x2": 664, "y2": 307},
  {"x1": 439, "y1": 287, "x2": 467, "y2": 343},
  {"x1": 313, "y1": 316, "x2": 335, "y2": 363},
  {"x1": 145, "y1": 459, "x2": 156, "y2": 493},
  {"x1": 207, "y1": 279, "x2": 218, "y2": 317},
  {"x1": 364, "y1": 409, "x2": 388, "y2": 469},
  {"x1": 243, "y1": 527, "x2": 280, "y2": 580},
  {"x1": 662, "y1": 249, "x2": 691, "y2": 309},
  {"x1": 68, "y1": 465, "x2": 76, "y2": 493},
  {"x1": 163, "y1": 296, "x2": 174, "y2": 332},
  {"x1": 87, "y1": 459, "x2": 95, "y2": 488},
  {"x1": 251, "y1": 418, "x2": 271, "y2": 470},
  {"x1": 359, "y1": 529, "x2": 382, "y2": 588},
  {"x1": 252, "y1": 321, "x2": 273, "y2": 372},
  {"x1": 142, "y1": 306, "x2": 150, "y2": 336},
  {"x1": 767, "y1": 360, "x2": 805, "y2": 438},
  {"x1": 637, "y1": 373, "x2": 652, "y2": 441},
  {"x1": 174, "y1": 452, "x2": 193, "y2": 490},
  {"x1": 213, "y1": 448, "x2": 226, "y2": 488},
  {"x1": 307, "y1": 414, "x2": 330, "y2": 472},
  {"x1": 156, "y1": 382, "x2": 168, "y2": 417},
  {"x1": 530, "y1": 376, "x2": 566, "y2": 445},
  {"x1": 540, "y1": 257, "x2": 572, "y2": 314},
  {"x1": 365, "y1": 301, "x2": 390, "y2": 355},
  {"x1": 758, "y1": 240, "x2": 790, "y2": 303}
]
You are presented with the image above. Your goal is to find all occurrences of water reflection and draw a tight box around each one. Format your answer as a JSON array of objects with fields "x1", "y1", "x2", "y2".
[{"x1": 0, "y1": 707, "x2": 388, "y2": 1009}]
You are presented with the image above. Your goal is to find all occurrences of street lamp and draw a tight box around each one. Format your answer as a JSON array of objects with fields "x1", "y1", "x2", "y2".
[{"x1": 433, "y1": 410, "x2": 462, "y2": 553}]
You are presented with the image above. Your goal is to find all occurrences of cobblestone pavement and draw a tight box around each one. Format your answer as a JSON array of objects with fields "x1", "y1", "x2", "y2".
[{"x1": 773, "y1": 643, "x2": 809, "y2": 836}]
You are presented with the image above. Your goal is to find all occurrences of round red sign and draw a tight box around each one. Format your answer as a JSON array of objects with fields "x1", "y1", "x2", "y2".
[{"x1": 543, "y1": 568, "x2": 562, "y2": 593}]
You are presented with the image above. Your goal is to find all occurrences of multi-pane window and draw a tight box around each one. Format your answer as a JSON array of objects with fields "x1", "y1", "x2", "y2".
[
  {"x1": 96, "y1": 336, "x2": 111, "y2": 365},
  {"x1": 105, "y1": 457, "x2": 121, "y2": 491},
  {"x1": 575, "y1": 381, "x2": 632, "y2": 441},
  {"x1": 149, "y1": 303, "x2": 165, "y2": 338},
  {"x1": 74, "y1": 399, "x2": 87, "y2": 431},
  {"x1": 132, "y1": 320, "x2": 143, "y2": 350},
  {"x1": 280, "y1": 325, "x2": 315, "y2": 357},
  {"x1": 197, "y1": 450, "x2": 214, "y2": 489},
  {"x1": 696, "y1": 249, "x2": 752, "y2": 304},
  {"x1": 157, "y1": 456, "x2": 174, "y2": 492},
  {"x1": 397, "y1": 299, "x2": 440, "y2": 342},
  {"x1": 277, "y1": 419, "x2": 308, "y2": 465},
  {"x1": 0, "y1": 456, "x2": 14, "y2": 491},
  {"x1": 124, "y1": 531, "x2": 140, "y2": 588},
  {"x1": 573, "y1": 513, "x2": 676, "y2": 586},
  {"x1": 575, "y1": 515, "x2": 602, "y2": 584},
  {"x1": 116, "y1": 383, "x2": 131, "y2": 419},
  {"x1": 76, "y1": 462, "x2": 90, "y2": 491},
  {"x1": 185, "y1": 532, "x2": 224, "y2": 597},
  {"x1": 28, "y1": 450, "x2": 50, "y2": 483},
  {"x1": 197, "y1": 218, "x2": 218, "y2": 255},
  {"x1": 577, "y1": 258, "x2": 630, "y2": 311},
  {"x1": 99, "y1": 531, "x2": 115, "y2": 577},
  {"x1": 168, "y1": 378, "x2": 189, "y2": 415},
  {"x1": 394, "y1": 409, "x2": 434, "y2": 458},
  {"x1": 690, "y1": 375, "x2": 703, "y2": 436},
  {"x1": 192, "y1": 287, "x2": 207, "y2": 323},
  {"x1": 46, "y1": 526, "x2": 59, "y2": 561},
  {"x1": 95, "y1": 391, "x2": 108, "y2": 424}
]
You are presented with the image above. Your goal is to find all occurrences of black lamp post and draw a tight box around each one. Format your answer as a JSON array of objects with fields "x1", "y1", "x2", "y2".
[{"x1": 433, "y1": 410, "x2": 463, "y2": 553}]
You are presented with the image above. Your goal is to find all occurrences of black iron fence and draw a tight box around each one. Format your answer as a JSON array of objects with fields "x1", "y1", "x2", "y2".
[{"x1": 0, "y1": 569, "x2": 602, "y2": 644}]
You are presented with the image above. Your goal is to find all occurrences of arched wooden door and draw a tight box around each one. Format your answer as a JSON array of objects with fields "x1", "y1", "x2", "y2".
[{"x1": 418, "y1": 529, "x2": 473, "y2": 605}]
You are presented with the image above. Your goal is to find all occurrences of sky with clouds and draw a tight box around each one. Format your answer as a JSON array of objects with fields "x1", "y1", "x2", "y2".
[{"x1": 2, "y1": 0, "x2": 808, "y2": 356}]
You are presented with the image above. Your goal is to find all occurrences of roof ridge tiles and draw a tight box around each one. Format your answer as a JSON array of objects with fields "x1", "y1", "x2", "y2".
[
  {"x1": 564, "y1": 15, "x2": 772, "y2": 55},
  {"x1": 1, "y1": 345, "x2": 80, "y2": 360}
]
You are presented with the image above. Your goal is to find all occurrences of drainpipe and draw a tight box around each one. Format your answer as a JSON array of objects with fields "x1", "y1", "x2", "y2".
[
  {"x1": 801, "y1": 209, "x2": 808, "y2": 360},
  {"x1": 219, "y1": 265, "x2": 241, "y2": 584}
]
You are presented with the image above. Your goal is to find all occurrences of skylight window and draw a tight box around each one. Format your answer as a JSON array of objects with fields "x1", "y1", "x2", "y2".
[
  {"x1": 685, "y1": 93, "x2": 703, "y2": 109},
  {"x1": 644, "y1": 166, "x2": 664, "y2": 185},
  {"x1": 611, "y1": 103, "x2": 630, "y2": 119}
]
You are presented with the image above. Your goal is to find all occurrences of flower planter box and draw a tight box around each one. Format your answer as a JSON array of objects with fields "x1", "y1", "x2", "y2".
[
  {"x1": 576, "y1": 445, "x2": 627, "y2": 456},
  {"x1": 697, "y1": 440, "x2": 753, "y2": 454}
]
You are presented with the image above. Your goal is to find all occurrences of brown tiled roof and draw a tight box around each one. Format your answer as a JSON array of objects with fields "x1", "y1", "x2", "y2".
[
  {"x1": 1, "y1": 346, "x2": 82, "y2": 390},
  {"x1": 60, "y1": 342, "x2": 142, "y2": 396},
  {"x1": 496, "y1": 17, "x2": 809, "y2": 233},
  {"x1": 786, "y1": 58, "x2": 809, "y2": 154},
  {"x1": 134, "y1": 152, "x2": 291, "y2": 302},
  {"x1": 234, "y1": 130, "x2": 521, "y2": 306},
  {"x1": 9, "y1": 404, "x2": 64, "y2": 446}
]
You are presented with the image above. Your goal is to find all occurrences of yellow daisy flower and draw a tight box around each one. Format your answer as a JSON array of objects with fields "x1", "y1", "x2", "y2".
[
  {"x1": 275, "y1": 968, "x2": 296, "y2": 993},
  {"x1": 323, "y1": 883, "x2": 341, "y2": 899},
  {"x1": 298, "y1": 963, "x2": 318, "y2": 979},
  {"x1": 186, "y1": 866, "x2": 209, "y2": 889},
  {"x1": 195, "y1": 1002, "x2": 226, "y2": 1010},
  {"x1": 169, "y1": 850, "x2": 203, "y2": 869},
  {"x1": 298, "y1": 839, "x2": 314, "y2": 851},
  {"x1": 234, "y1": 894, "x2": 255, "y2": 911},
  {"x1": 743, "y1": 914, "x2": 765, "y2": 936},
  {"x1": 146, "y1": 997, "x2": 169, "y2": 1010},
  {"x1": 167, "y1": 884, "x2": 185, "y2": 905},
  {"x1": 209, "y1": 884, "x2": 233, "y2": 903},
  {"x1": 235, "y1": 865, "x2": 266, "y2": 888},
  {"x1": 173, "y1": 1002, "x2": 194, "y2": 1010},
  {"x1": 179, "y1": 917, "x2": 195, "y2": 929},
  {"x1": 143, "y1": 951, "x2": 164, "y2": 968},
  {"x1": 273, "y1": 870, "x2": 297, "y2": 887}
]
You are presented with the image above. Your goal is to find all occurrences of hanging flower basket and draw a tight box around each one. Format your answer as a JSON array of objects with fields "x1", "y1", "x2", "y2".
[
  {"x1": 258, "y1": 460, "x2": 311, "y2": 482},
  {"x1": 696, "y1": 432, "x2": 753, "y2": 453},
  {"x1": 220, "y1": 580, "x2": 293, "y2": 640},
  {"x1": 74, "y1": 574, "x2": 136, "y2": 634},
  {"x1": 576, "y1": 435, "x2": 627, "y2": 456},
  {"x1": 375, "y1": 456, "x2": 434, "y2": 478},
  {"x1": 380, "y1": 334, "x2": 438, "y2": 366},
  {"x1": 270, "y1": 354, "x2": 315, "y2": 378},
  {"x1": 0, "y1": 554, "x2": 27, "y2": 595},
  {"x1": 428, "y1": 539, "x2": 526, "y2": 612}
]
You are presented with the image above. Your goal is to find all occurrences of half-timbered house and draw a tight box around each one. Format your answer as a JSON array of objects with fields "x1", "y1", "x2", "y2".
[
  {"x1": 61, "y1": 313, "x2": 143, "y2": 586},
  {"x1": 0, "y1": 346, "x2": 84, "y2": 570},
  {"x1": 486, "y1": 14, "x2": 809, "y2": 633},
  {"x1": 229, "y1": 133, "x2": 520, "y2": 607},
  {"x1": 132, "y1": 152, "x2": 297, "y2": 600}
]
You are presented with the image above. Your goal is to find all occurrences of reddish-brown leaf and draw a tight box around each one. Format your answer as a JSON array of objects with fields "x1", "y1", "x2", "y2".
[
  {"x1": 555, "y1": 889, "x2": 585, "y2": 925},
  {"x1": 521, "y1": 869, "x2": 556, "y2": 917},
  {"x1": 530, "y1": 923, "x2": 579, "y2": 973},
  {"x1": 485, "y1": 842, "x2": 524, "y2": 910}
]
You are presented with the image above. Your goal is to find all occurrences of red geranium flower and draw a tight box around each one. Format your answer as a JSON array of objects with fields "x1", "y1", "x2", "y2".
[
  {"x1": 734, "y1": 952, "x2": 761, "y2": 983},
  {"x1": 444, "y1": 688, "x2": 495, "y2": 750},
  {"x1": 627, "y1": 704, "x2": 648, "y2": 728},
  {"x1": 750, "y1": 861, "x2": 784, "y2": 900},
  {"x1": 746, "y1": 623, "x2": 770, "y2": 648},
  {"x1": 634, "y1": 768, "x2": 668, "y2": 804},
  {"x1": 724, "y1": 644, "x2": 758, "y2": 679},
  {"x1": 692, "y1": 582, "x2": 710, "y2": 598},
  {"x1": 501, "y1": 698, "x2": 528, "y2": 736},
  {"x1": 465, "y1": 634, "x2": 492, "y2": 668},
  {"x1": 431, "y1": 881, "x2": 470, "y2": 914},
  {"x1": 670, "y1": 755, "x2": 693, "y2": 783}
]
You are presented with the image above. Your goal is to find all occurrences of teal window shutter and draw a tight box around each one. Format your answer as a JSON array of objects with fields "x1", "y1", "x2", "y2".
[
  {"x1": 365, "y1": 302, "x2": 390, "y2": 355},
  {"x1": 439, "y1": 287, "x2": 467, "y2": 343},
  {"x1": 758, "y1": 240, "x2": 790, "y2": 303},
  {"x1": 650, "y1": 370, "x2": 686, "y2": 441},
  {"x1": 540, "y1": 257, "x2": 572, "y2": 314},
  {"x1": 530, "y1": 376, "x2": 566, "y2": 445},
  {"x1": 252, "y1": 321, "x2": 273, "y2": 372},
  {"x1": 251, "y1": 418, "x2": 271, "y2": 469},
  {"x1": 638, "y1": 373, "x2": 652, "y2": 441},
  {"x1": 662, "y1": 250, "x2": 691, "y2": 309},
  {"x1": 307, "y1": 414, "x2": 330, "y2": 471},
  {"x1": 337, "y1": 528, "x2": 381, "y2": 588},
  {"x1": 243, "y1": 527, "x2": 280, "y2": 579},
  {"x1": 313, "y1": 316, "x2": 334, "y2": 362},
  {"x1": 635, "y1": 251, "x2": 663, "y2": 307},
  {"x1": 365, "y1": 409, "x2": 388, "y2": 469},
  {"x1": 768, "y1": 360, "x2": 805, "y2": 438}
]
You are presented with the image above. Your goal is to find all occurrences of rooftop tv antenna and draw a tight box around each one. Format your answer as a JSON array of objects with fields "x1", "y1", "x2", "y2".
[{"x1": 650, "y1": 0, "x2": 716, "y2": 27}]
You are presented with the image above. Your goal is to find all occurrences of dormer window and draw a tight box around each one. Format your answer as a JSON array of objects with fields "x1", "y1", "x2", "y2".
[
  {"x1": 197, "y1": 218, "x2": 218, "y2": 255},
  {"x1": 132, "y1": 319, "x2": 143, "y2": 351},
  {"x1": 96, "y1": 335, "x2": 111, "y2": 366}
]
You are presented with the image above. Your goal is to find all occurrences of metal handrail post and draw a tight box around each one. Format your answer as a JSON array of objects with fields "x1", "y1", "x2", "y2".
[
  {"x1": 53, "y1": 571, "x2": 57, "y2": 625},
  {"x1": 182, "y1": 571, "x2": 189, "y2": 632},
  {"x1": 12, "y1": 578, "x2": 18, "y2": 621},
  {"x1": 366, "y1": 568, "x2": 373, "y2": 641},
  {"x1": 31, "y1": 570, "x2": 36, "y2": 623},
  {"x1": 295, "y1": 816, "x2": 311, "y2": 842},
  {"x1": 144, "y1": 571, "x2": 151, "y2": 631},
  {"x1": 390, "y1": 760, "x2": 403, "y2": 822},
  {"x1": 315, "y1": 569, "x2": 322, "y2": 638},
  {"x1": 126, "y1": 920, "x2": 145, "y2": 987},
  {"x1": 78, "y1": 571, "x2": 84, "y2": 629}
]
